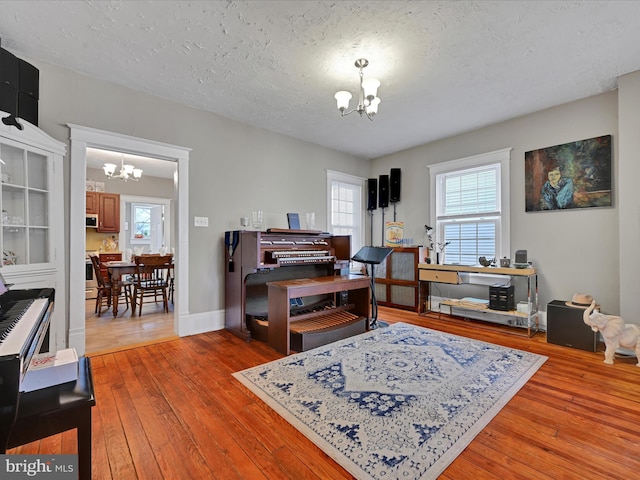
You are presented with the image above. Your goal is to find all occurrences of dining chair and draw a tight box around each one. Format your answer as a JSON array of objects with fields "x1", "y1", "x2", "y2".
[
  {"x1": 90, "y1": 255, "x2": 133, "y2": 316},
  {"x1": 132, "y1": 254, "x2": 173, "y2": 315}
]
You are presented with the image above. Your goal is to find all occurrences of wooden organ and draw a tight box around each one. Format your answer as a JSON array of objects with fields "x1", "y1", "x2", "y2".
[{"x1": 224, "y1": 229, "x2": 370, "y2": 354}]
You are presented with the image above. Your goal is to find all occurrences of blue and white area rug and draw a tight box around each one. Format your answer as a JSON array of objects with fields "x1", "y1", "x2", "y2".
[{"x1": 233, "y1": 322, "x2": 547, "y2": 479}]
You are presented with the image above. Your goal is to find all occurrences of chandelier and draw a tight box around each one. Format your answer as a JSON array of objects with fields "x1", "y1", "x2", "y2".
[
  {"x1": 334, "y1": 58, "x2": 381, "y2": 120},
  {"x1": 103, "y1": 153, "x2": 143, "y2": 182}
]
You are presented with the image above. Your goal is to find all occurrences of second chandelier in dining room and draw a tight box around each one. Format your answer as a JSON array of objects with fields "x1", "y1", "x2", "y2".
[{"x1": 103, "y1": 153, "x2": 143, "y2": 182}]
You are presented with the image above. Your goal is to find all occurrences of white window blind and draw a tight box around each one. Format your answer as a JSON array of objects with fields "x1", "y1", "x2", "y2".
[{"x1": 443, "y1": 168, "x2": 498, "y2": 216}]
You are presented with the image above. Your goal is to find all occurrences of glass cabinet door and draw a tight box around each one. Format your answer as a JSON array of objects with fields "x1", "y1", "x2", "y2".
[{"x1": 1, "y1": 140, "x2": 51, "y2": 266}]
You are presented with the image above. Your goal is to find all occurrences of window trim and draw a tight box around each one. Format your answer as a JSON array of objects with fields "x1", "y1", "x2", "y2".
[
  {"x1": 326, "y1": 169, "x2": 366, "y2": 260},
  {"x1": 428, "y1": 148, "x2": 511, "y2": 262}
]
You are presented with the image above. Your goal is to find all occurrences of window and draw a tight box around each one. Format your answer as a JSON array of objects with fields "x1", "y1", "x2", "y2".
[
  {"x1": 131, "y1": 204, "x2": 152, "y2": 240},
  {"x1": 131, "y1": 204, "x2": 151, "y2": 240},
  {"x1": 326, "y1": 170, "x2": 365, "y2": 258},
  {"x1": 428, "y1": 149, "x2": 511, "y2": 265}
]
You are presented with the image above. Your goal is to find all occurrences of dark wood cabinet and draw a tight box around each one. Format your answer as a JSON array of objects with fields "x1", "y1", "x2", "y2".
[
  {"x1": 85, "y1": 192, "x2": 98, "y2": 215},
  {"x1": 374, "y1": 246, "x2": 428, "y2": 312},
  {"x1": 85, "y1": 192, "x2": 120, "y2": 232},
  {"x1": 98, "y1": 193, "x2": 120, "y2": 233}
]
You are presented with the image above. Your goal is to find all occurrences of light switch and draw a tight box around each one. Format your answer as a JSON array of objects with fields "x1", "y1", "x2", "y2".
[{"x1": 194, "y1": 216, "x2": 209, "y2": 227}]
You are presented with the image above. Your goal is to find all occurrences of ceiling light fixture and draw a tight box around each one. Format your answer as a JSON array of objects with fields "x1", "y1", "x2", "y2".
[
  {"x1": 334, "y1": 58, "x2": 381, "y2": 121},
  {"x1": 103, "y1": 153, "x2": 143, "y2": 182}
]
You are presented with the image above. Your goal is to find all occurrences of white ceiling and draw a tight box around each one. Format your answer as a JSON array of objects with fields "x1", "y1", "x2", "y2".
[{"x1": 2, "y1": 1, "x2": 640, "y2": 160}]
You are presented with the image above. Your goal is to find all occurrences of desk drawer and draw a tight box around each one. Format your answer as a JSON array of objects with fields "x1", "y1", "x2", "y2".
[{"x1": 419, "y1": 270, "x2": 460, "y2": 284}]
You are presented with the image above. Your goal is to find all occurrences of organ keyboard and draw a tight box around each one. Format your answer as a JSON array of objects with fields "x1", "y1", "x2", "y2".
[
  {"x1": 224, "y1": 229, "x2": 368, "y2": 350},
  {"x1": 264, "y1": 249, "x2": 335, "y2": 265}
]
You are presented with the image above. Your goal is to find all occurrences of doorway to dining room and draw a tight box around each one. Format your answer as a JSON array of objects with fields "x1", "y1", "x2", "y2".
[
  {"x1": 69, "y1": 124, "x2": 190, "y2": 356},
  {"x1": 84, "y1": 163, "x2": 177, "y2": 354}
]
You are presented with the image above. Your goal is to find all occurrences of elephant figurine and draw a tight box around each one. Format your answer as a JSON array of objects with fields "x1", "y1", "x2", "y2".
[{"x1": 583, "y1": 301, "x2": 640, "y2": 367}]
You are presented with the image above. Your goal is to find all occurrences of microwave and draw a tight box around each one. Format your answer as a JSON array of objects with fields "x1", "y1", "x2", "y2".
[{"x1": 86, "y1": 214, "x2": 98, "y2": 228}]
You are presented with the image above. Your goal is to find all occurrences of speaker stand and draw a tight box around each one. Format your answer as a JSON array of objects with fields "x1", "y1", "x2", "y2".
[
  {"x1": 380, "y1": 207, "x2": 385, "y2": 246},
  {"x1": 368, "y1": 209, "x2": 374, "y2": 246}
]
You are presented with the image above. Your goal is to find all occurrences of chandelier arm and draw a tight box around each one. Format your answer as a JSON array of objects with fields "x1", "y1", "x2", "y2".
[{"x1": 339, "y1": 108, "x2": 359, "y2": 117}]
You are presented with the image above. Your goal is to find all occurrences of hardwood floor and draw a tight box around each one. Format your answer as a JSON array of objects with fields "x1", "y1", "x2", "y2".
[
  {"x1": 9, "y1": 306, "x2": 640, "y2": 479},
  {"x1": 85, "y1": 296, "x2": 176, "y2": 355}
]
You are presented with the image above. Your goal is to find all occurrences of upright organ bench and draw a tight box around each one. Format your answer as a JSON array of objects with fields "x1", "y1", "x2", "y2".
[{"x1": 267, "y1": 275, "x2": 371, "y2": 355}]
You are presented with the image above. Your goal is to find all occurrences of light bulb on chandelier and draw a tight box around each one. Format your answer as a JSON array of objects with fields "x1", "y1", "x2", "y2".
[
  {"x1": 334, "y1": 58, "x2": 381, "y2": 121},
  {"x1": 103, "y1": 153, "x2": 143, "y2": 182}
]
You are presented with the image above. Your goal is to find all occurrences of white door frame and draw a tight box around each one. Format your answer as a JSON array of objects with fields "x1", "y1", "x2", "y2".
[{"x1": 68, "y1": 124, "x2": 190, "y2": 356}]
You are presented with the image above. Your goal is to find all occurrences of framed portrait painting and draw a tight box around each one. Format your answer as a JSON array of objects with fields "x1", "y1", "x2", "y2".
[{"x1": 524, "y1": 135, "x2": 612, "y2": 212}]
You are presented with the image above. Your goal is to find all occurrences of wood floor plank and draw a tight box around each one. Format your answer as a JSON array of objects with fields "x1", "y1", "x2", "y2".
[
  {"x1": 93, "y1": 378, "x2": 138, "y2": 479},
  {"x1": 130, "y1": 345, "x2": 253, "y2": 480},
  {"x1": 116, "y1": 348, "x2": 216, "y2": 479}
]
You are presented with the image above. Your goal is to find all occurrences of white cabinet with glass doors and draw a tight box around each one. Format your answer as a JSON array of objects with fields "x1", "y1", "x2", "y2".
[{"x1": 0, "y1": 112, "x2": 66, "y2": 350}]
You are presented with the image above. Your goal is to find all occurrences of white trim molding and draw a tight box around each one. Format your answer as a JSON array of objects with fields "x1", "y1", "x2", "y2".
[{"x1": 428, "y1": 148, "x2": 512, "y2": 260}]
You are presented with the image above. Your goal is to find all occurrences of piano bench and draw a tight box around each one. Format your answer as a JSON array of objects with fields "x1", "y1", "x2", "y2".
[{"x1": 8, "y1": 356, "x2": 96, "y2": 480}]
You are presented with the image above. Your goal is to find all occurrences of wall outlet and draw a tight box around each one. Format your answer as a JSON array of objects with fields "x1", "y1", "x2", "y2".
[{"x1": 194, "y1": 216, "x2": 208, "y2": 227}]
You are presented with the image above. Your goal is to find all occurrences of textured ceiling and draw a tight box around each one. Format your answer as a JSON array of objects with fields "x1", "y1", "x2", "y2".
[{"x1": 2, "y1": 1, "x2": 640, "y2": 160}]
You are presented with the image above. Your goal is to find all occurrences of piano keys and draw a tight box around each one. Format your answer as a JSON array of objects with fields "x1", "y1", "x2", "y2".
[{"x1": 0, "y1": 283, "x2": 55, "y2": 453}]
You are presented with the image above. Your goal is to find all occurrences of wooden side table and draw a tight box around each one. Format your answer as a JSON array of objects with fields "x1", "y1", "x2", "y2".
[{"x1": 8, "y1": 356, "x2": 96, "y2": 480}]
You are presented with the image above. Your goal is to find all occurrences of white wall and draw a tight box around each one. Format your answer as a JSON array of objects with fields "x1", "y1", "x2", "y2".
[
  {"x1": 22, "y1": 52, "x2": 640, "y2": 327},
  {"x1": 617, "y1": 71, "x2": 640, "y2": 319},
  {"x1": 29, "y1": 58, "x2": 370, "y2": 319},
  {"x1": 371, "y1": 92, "x2": 622, "y2": 317}
]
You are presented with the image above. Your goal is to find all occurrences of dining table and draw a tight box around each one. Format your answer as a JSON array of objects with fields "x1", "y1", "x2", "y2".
[{"x1": 103, "y1": 261, "x2": 136, "y2": 317}]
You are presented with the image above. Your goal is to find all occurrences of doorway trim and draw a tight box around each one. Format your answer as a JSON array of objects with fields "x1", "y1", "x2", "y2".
[{"x1": 68, "y1": 124, "x2": 190, "y2": 356}]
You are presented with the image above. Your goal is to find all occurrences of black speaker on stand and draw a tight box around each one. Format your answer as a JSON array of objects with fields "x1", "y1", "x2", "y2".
[
  {"x1": 367, "y1": 178, "x2": 377, "y2": 246},
  {"x1": 378, "y1": 175, "x2": 389, "y2": 246},
  {"x1": 390, "y1": 168, "x2": 401, "y2": 221},
  {"x1": 352, "y1": 246, "x2": 393, "y2": 329}
]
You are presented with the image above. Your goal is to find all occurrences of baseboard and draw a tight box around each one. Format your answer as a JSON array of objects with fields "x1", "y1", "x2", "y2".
[{"x1": 177, "y1": 309, "x2": 225, "y2": 337}]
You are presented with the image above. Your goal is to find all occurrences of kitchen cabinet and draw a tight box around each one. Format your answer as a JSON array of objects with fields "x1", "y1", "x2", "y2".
[
  {"x1": 97, "y1": 193, "x2": 120, "y2": 233},
  {"x1": 85, "y1": 191, "x2": 119, "y2": 232},
  {"x1": 0, "y1": 108, "x2": 65, "y2": 350},
  {"x1": 85, "y1": 191, "x2": 98, "y2": 215}
]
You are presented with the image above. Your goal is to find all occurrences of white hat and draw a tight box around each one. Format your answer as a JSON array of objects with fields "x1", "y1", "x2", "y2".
[{"x1": 565, "y1": 293, "x2": 599, "y2": 309}]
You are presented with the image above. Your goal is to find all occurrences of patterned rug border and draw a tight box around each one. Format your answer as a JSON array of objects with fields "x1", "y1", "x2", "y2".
[{"x1": 233, "y1": 322, "x2": 547, "y2": 479}]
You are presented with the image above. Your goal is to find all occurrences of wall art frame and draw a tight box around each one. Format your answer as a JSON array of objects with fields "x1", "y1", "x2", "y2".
[{"x1": 524, "y1": 135, "x2": 612, "y2": 212}]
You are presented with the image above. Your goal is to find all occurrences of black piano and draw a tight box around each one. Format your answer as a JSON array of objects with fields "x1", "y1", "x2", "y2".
[{"x1": 0, "y1": 275, "x2": 55, "y2": 453}]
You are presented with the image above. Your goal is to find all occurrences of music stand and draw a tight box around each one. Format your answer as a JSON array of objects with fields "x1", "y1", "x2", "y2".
[{"x1": 352, "y1": 246, "x2": 393, "y2": 329}]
